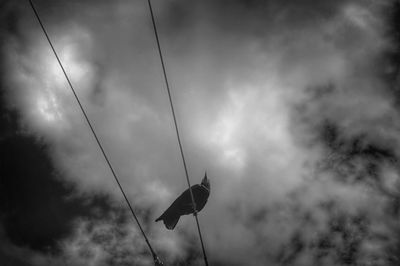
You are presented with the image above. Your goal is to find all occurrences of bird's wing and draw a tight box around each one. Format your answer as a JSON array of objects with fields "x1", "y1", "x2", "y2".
[
  {"x1": 179, "y1": 184, "x2": 210, "y2": 213},
  {"x1": 174, "y1": 185, "x2": 200, "y2": 214},
  {"x1": 156, "y1": 186, "x2": 195, "y2": 221},
  {"x1": 192, "y1": 185, "x2": 210, "y2": 212}
]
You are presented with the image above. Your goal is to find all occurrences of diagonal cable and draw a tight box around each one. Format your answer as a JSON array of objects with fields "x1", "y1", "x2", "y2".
[
  {"x1": 28, "y1": 1, "x2": 163, "y2": 265},
  {"x1": 146, "y1": 1, "x2": 209, "y2": 265}
]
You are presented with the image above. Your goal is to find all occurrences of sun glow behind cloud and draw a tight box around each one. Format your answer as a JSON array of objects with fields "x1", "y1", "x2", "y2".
[
  {"x1": 209, "y1": 89, "x2": 247, "y2": 169},
  {"x1": 202, "y1": 78, "x2": 296, "y2": 175},
  {"x1": 47, "y1": 42, "x2": 92, "y2": 89},
  {"x1": 7, "y1": 25, "x2": 97, "y2": 136}
]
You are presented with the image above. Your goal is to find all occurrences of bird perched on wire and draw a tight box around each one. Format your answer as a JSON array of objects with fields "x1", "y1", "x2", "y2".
[{"x1": 155, "y1": 173, "x2": 210, "y2": 230}]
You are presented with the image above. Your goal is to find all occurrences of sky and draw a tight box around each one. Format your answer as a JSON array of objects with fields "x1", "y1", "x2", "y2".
[{"x1": 1, "y1": 0, "x2": 400, "y2": 265}]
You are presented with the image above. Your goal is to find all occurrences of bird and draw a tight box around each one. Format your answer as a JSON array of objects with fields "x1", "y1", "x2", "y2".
[{"x1": 155, "y1": 173, "x2": 210, "y2": 230}]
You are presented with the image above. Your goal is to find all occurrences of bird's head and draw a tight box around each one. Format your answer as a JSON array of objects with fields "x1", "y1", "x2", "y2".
[{"x1": 201, "y1": 172, "x2": 210, "y2": 191}]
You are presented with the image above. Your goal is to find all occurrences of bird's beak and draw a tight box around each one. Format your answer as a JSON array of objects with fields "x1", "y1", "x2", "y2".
[
  {"x1": 203, "y1": 171, "x2": 208, "y2": 182},
  {"x1": 201, "y1": 171, "x2": 210, "y2": 191}
]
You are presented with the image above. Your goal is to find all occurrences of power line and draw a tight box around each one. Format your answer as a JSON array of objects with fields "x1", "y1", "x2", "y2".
[
  {"x1": 146, "y1": 1, "x2": 209, "y2": 265},
  {"x1": 27, "y1": 1, "x2": 163, "y2": 265}
]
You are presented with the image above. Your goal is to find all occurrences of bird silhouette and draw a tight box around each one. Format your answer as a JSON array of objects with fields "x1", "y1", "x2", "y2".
[{"x1": 155, "y1": 173, "x2": 210, "y2": 230}]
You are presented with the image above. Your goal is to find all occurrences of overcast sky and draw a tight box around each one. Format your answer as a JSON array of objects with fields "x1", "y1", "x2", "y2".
[{"x1": 1, "y1": 0, "x2": 400, "y2": 265}]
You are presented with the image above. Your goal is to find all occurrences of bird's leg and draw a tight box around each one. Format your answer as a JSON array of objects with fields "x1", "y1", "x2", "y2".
[{"x1": 192, "y1": 202, "x2": 198, "y2": 216}]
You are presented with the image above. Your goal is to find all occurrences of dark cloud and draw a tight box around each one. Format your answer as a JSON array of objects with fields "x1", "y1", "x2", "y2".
[{"x1": 0, "y1": 99, "x2": 115, "y2": 257}]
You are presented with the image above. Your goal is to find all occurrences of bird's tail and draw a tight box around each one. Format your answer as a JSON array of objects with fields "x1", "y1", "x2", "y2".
[
  {"x1": 164, "y1": 215, "x2": 180, "y2": 230},
  {"x1": 155, "y1": 214, "x2": 180, "y2": 230}
]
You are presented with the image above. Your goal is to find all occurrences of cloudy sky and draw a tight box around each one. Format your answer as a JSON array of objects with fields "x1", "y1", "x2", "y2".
[{"x1": 1, "y1": 0, "x2": 400, "y2": 265}]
